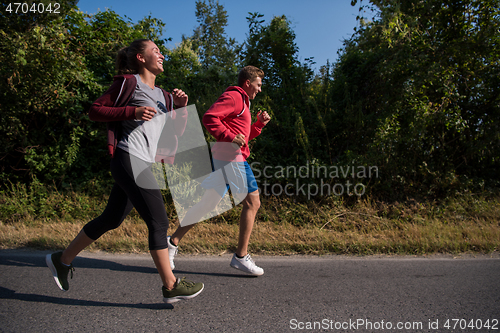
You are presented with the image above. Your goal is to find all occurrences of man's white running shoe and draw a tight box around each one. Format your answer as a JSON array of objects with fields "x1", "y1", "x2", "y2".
[
  {"x1": 167, "y1": 236, "x2": 178, "y2": 270},
  {"x1": 230, "y1": 253, "x2": 264, "y2": 276}
]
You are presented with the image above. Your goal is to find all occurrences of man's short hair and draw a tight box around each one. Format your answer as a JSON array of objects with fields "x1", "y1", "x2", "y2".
[{"x1": 238, "y1": 66, "x2": 265, "y2": 87}]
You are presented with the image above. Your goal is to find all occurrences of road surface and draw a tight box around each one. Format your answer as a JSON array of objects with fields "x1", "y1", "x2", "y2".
[{"x1": 1, "y1": 250, "x2": 499, "y2": 332}]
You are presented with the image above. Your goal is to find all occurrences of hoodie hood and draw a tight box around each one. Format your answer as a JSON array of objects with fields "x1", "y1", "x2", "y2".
[{"x1": 224, "y1": 86, "x2": 250, "y2": 109}]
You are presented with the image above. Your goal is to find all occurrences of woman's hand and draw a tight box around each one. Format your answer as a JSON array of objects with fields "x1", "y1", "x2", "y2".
[
  {"x1": 172, "y1": 88, "x2": 188, "y2": 107},
  {"x1": 135, "y1": 106, "x2": 157, "y2": 121}
]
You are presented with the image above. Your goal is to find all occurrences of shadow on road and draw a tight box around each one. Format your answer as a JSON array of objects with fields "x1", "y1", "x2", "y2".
[
  {"x1": 0, "y1": 286, "x2": 173, "y2": 309},
  {"x1": 0, "y1": 250, "x2": 258, "y2": 279},
  {"x1": 0, "y1": 252, "x2": 158, "y2": 273},
  {"x1": 172, "y1": 269, "x2": 258, "y2": 278}
]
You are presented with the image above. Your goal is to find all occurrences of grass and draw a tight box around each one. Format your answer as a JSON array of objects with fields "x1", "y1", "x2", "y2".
[{"x1": 0, "y1": 181, "x2": 499, "y2": 255}]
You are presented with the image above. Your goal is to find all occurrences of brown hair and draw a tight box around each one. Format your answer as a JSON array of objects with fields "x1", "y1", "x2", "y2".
[
  {"x1": 238, "y1": 65, "x2": 265, "y2": 87},
  {"x1": 115, "y1": 39, "x2": 150, "y2": 75}
]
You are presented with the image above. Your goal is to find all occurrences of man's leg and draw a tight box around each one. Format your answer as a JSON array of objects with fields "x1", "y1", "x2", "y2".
[
  {"x1": 229, "y1": 189, "x2": 264, "y2": 276},
  {"x1": 236, "y1": 190, "x2": 260, "y2": 257},
  {"x1": 170, "y1": 188, "x2": 223, "y2": 245}
]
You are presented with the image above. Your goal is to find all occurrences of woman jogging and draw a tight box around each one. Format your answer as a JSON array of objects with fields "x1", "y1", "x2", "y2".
[{"x1": 46, "y1": 39, "x2": 204, "y2": 303}]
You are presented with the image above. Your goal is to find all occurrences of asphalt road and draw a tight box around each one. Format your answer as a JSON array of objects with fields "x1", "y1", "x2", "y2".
[{"x1": 0, "y1": 250, "x2": 499, "y2": 333}]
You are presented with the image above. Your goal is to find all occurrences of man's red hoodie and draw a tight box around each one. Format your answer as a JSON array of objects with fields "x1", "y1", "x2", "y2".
[{"x1": 202, "y1": 86, "x2": 266, "y2": 162}]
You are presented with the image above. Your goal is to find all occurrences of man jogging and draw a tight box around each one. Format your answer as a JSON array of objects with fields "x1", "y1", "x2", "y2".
[{"x1": 167, "y1": 65, "x2": 270, "y2": 276}]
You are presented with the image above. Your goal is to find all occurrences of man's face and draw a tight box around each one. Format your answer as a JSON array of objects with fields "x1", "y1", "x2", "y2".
[{"x1": 245, "y1": 77, "x2": 262, "y2": 100}]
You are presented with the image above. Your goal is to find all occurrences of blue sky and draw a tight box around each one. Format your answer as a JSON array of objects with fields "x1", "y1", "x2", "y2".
[{"x1": 77, "y1": 0, "x2": 363, "y2": 72}]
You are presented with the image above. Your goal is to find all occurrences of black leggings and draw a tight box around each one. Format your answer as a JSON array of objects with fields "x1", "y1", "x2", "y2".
[{"x1": 83, "y1": 148, "x2": 169, "y2": 250}]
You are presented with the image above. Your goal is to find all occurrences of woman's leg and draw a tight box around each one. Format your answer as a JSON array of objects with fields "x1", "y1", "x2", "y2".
[
  {"x1": 61, "y1": 183, "x2": 134, "y2": 265},
  {"x1": 60, "y1": 230, "x2": 95, "y2": 266},
  {"x1": 150, "y1": 248, "x2": 176, "y2": 289},
  {"x1": 112, "y1": 150, "x2": 176, "y2": 289},
  {"x1": 47, "y1": 181, "x2": 134, "y2": 291}
]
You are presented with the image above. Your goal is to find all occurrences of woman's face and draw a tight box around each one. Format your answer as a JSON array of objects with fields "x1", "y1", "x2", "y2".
[{"x1": 138, "y1": 41, "x2": 164, "y2": 75}]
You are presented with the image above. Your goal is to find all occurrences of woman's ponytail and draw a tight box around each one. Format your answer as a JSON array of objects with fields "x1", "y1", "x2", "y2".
[
  {"x1": 115, "y1": 39, "x2": 150, "y2": 75},
  {"x1": 116, "y1": 46, "x2": 130, "y2": 74}
]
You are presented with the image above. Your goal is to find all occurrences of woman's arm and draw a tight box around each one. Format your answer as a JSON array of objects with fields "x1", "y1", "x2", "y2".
[{"x1": 88, "y1": 77, "x2": 137, "y2": 122}]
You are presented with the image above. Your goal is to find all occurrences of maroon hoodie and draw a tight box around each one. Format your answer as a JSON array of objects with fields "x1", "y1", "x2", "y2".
[{"x1": 89, "y1": 75, "x2": 186, "y2": 162}]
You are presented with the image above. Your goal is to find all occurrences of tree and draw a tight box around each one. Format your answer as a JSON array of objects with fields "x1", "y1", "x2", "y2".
[
  {"x1": 242, "y1": 13, "x2": 316, "y2": 167},
  {"x1": 0, "y1": 6, "x2": 169, "y2": 186},
  {"x1": 161, "y1": 38, "x2": 201, "y2": 91},
  {"x1": 0, "y1": 0, "x2": 79, "y2": 33},
  {"x1": 190, "y1": 0, "x2": 240, "y2": 71},
  {"x1": 159, "y1": 0, "x2": 242, "y2": 129},
  {"x1": 331, "y1": 0, "x2": 500, "y2": 196}
]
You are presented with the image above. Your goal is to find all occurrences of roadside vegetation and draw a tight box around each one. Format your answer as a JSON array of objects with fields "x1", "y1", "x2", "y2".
[
  {"x1": 1, "y1": 0, "x2": 498, "y2": 255},
  {"x1": 1, "y1": 181, "x2": 498, "y2": 255}
]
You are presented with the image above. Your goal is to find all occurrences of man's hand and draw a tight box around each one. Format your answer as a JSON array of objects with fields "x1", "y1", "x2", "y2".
[
  {"x1": 232, "y1": 134, "x2": 246, "y2": 148},
  {"x1": 257, "y1": 110, "x2": 271, "y2": 125},
  {"x1": 172, "y1": 88, "x2": 188, "y2": 107}
]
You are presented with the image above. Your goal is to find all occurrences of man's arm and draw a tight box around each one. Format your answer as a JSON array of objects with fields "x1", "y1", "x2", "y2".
[
  {"x1": 248, "y1": 110, "x2": 271, "y2": 141},
  {"x1": 202, "y1": 94, "x2": 238, "y2": 143}
]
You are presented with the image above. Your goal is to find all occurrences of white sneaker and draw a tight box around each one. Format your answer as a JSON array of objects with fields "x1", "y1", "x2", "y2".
[
  {"x1": 230, "y1": 253, "x2": 264, "y2": 276},
  {"x1": 167, "y1": 236, "x2": 178, "y2": 270}
]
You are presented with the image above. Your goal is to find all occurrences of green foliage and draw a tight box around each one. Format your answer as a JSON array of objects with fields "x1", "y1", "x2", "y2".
[
  {"x1": 242, "y1": 14, "x2": 316, "y2": 168},
  {"x1": 0, "y1": 177, "x2": 109, "y2": 223},
  {"x1": 0, "y1": 11, "x2": 97, "y2": 184},
  {"x1": 0, "y1": 6, "x2": 169, "y2": 186},
  {"x1": 1, "y1": 0, "x2": 498, "y2": 203},
  {"x1": 158, "y1": 0, "x2": 240, "y2": 128},
  {"x1": 329, "y1": 0, "x2": 500, "y2": 198},
  {"x1": 191, "y1": 0, "x2": 241, "y2": 71},
  {"x1": 161, "y1": 38, "x2": 201, "y2": 90}
]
